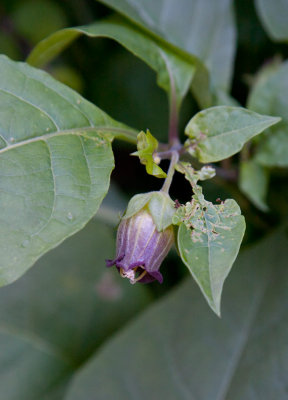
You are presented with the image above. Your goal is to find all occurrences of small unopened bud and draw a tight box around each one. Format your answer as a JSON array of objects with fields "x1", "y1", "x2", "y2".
[{"x1": 106, "y1": 209, "x2": 174, "y2": 284}]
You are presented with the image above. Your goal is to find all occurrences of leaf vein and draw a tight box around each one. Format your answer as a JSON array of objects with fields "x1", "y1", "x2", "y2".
[
  {"x1": 30, "y1": 141, "x2": 56, "y2": 239},
  {"x1": 0, "y1": 88, "x2": 60, "y2": 131}
]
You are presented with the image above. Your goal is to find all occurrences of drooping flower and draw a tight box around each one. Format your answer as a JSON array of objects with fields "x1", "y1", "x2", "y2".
[{"x1": 106, "y1": 195, "x2": 175, "y2": 284}]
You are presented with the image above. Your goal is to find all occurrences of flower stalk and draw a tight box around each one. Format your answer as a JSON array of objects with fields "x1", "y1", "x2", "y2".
[{"x1": 161, "y1": 151, "x2": 179, "y2": 194}]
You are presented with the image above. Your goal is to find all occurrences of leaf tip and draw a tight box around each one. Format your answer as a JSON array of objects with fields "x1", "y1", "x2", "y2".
[
  {"x1": 207, "y1": 297, "x2": 222, "y2": 317},
  {"x1": 269, "y1": 115, "x2": 281, "y2": 125}
]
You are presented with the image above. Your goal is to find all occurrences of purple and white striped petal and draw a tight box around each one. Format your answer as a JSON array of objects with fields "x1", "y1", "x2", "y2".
[{"x1": 106, "y1": 209, "x2": 174, "y2": 284}]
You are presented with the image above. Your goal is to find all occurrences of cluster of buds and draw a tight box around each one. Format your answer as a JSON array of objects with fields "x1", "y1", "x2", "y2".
[{"x1": 106, "y1": 191, "x2": 175, "y2": 284}]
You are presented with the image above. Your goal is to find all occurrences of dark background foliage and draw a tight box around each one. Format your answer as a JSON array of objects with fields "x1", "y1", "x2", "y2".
[{"x1": 0, "y1": 1, "x2": 288, "y2": 398}]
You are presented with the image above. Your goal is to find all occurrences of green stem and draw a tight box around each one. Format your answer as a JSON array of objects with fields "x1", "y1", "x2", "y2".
[
  {"x1": 163, "y1": 53, "x2": 180, "y2": 147},
  {"x1": 161, "y1": 151, "x2": 179, "y2": 194},
  {"x1": 154, "y1": 143, "x2": 184, "y2": 160},
  {"x1": 168, "y1": 95, "x2": 179, "y2": 146}
]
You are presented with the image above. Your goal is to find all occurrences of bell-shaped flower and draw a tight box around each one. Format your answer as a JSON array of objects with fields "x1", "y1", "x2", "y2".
[{"x1": 106, "y1": 192, "x2": 175, "y2": 284}]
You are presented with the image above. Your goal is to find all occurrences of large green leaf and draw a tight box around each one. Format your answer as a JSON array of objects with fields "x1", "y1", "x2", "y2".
[
  {"x1": 98, "y1": 0, "x2": 236, "y2": 92},
  {"x1": 255, "y1": 0, "x2": 288, "y2": 41},
  {"x1": 27, "y1": 16, "x2": 200, "y2": 108},
  {"x1": 185, "y1": 106, "x2": 280, "y2": 163},
  {"x1": 0, "y1": 218, "x2": 151, "y2": 400},
  {"x1": 64, "y1": 226, "x2": 288, "y2": 400},
  {"x1": 0, "y1": 333, "x2": 71, "y2": 400},
  {"x1": 0, "y1": 55, "x2": 136, "y2": 286},
  {"x1": 174, "y1": 193, "x2": 245, "y2": 315},
  {"x1": 248, "y1": 60, "x2": 288, "y2": 167}
]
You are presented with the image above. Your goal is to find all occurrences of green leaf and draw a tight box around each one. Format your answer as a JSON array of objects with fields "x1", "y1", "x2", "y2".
[
  {"x1": 98, "y1": 0, "x2": 236, "y2": 92},
  {"x1": 0, "y1": 333, "x2": 71, "y2": 400},
  {"x1": 0, "y1": 219, "x2": 151, "y2": 399},
  {"x1": 0, "y1": 55, "x2": 136, "y2": 286},
  {"x1": 174, "y1": 189, "x2": 245, "y2": 315},
  {"x1": 248, "y1": 60, "x2": 288, "y2": 167},
  {"x1": 175, "y1": 163, "x2": 216, "y2": 183},
  {"x1": 28, "y1": 16, "x2": 198, "y2": 108},
  {"x1": 239, "y1": 159, "x2": 269, "y2": 212},
  {"x1": 64, "y1": 227, "x2": 288, "y2": 400},
  {"x1": 132, "y1": 130, "x2": 166, "y2": 178},
  {"x1": 185, "y1": 106, "x2": 280, "y2": 163},
  {"x1": 255, "y1": 0, "x2": 288, "y2": 41}
]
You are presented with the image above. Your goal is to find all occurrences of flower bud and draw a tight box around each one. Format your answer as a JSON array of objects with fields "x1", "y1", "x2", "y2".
[{"x1": 106, "y1": 207, "x2": 174, "y2": 284}]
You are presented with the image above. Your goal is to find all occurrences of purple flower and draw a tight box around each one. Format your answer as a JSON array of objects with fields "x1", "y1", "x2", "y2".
[{"x1": 106, "y1": 209, "x2": 174, "y2": 284}]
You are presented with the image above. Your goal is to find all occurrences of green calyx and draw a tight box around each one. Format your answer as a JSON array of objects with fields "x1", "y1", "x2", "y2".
[{"x1": 122, "y1": 191, "x2": 176, "y2": 231}]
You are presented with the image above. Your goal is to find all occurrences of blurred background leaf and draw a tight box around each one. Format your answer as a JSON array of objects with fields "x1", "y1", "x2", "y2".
[
  {"x1": 0, "y1": 208, "x2": 151, "y2": 399},
  {"x1": 65, "y1": 225, "x2": 288, "y2": 400},
  {"x1": 11, "y1": 0, "x2": 67, "y2": 45},
  {"x1": 247, "y1": 60, "x2": 288, "y2": 167},
  {"x1": 27, "y1": 16, "x2": 198, "y2": 109},
  {"x1": 98, "y1": 0, "x2": 236, "y2": 93},
  {"x1": 239, "y1": 159, "x2": 269, "y2": 212},
  {"x1": 255, "y1": 0, "x2": 288, "y2": 42}
]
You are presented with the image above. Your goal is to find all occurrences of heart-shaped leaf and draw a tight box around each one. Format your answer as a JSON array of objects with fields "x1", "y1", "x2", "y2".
[{"x1": 174, "y1": 191, "x2": 245, "y2": 315}]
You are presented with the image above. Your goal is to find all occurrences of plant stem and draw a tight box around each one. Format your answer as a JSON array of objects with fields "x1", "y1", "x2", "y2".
[
  {"x1": 154, "y1": 144, "x2": 184, "y2": 161},
  {"x1": 165, "y1": 57, "x2": 180, "y2": 147},
  {"x1": 161, "y1": 151, "x2": 179, "y2": 194},
  {"x1": 168, "y1": 94, "x2": 179, "y2": 146}
]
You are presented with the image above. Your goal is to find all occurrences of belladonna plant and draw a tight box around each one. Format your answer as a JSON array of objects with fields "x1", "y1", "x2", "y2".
[
  {"x1": 104, "y1": 95, "x2": 279, "y2": 316},
  {"x1": 0, "y1": 4, "x2": 281, "y2": 318}
]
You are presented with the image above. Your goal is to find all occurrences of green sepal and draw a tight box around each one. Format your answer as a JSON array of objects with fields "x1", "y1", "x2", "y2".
[
  {"x1": 123, "y1": 191, "x2": 176, "y2": 231},
  {"x1": 148, "y1": 192, "x2": 176, "y2": 231},
  {"x1": 132, "y1": 130, "x2": 167, "y2": 178},
  {"x1": 123, "y1": 192, "x2": 153, "y2": 220}
]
